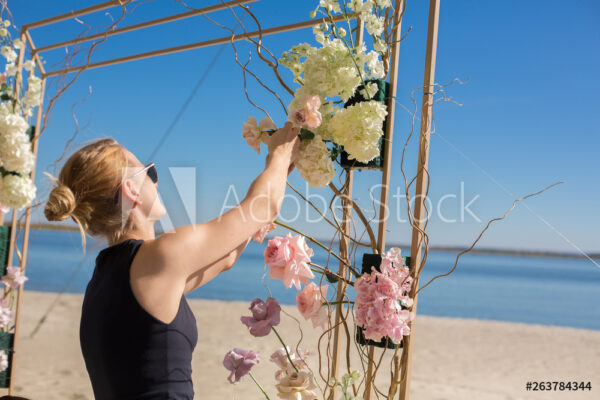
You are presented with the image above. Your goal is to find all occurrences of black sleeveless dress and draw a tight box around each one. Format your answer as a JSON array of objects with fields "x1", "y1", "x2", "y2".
[{"x1": 80, "y1": 238, "x2": 198, "y2": 399}]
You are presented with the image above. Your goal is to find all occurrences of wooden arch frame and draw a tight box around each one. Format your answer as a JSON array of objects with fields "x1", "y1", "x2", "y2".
[{"x1": 0, "y1": 1, "x2": 441, "y2": 399}]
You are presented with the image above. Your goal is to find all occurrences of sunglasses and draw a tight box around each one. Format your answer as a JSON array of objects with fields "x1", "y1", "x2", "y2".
[{"x1": 113, "y1": 162, "x2": 158, "y2": 205}]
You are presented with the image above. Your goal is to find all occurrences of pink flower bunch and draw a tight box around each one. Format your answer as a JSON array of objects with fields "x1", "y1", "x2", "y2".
[
  {"x1": 264, "y1": 233, "x2": 315, "y2": 290},
  {"x1": 223, "y1": 347, "x2": 260, "y2": 384},
  {"x1": 354, "y1": 247, "x2": 414, "y2": 344},
  {"x1": 289, "y1": 94, "x2": 322, "y2": 129},
  {"x1": 252, "y1": 222, "x2": 276, "y2": 244},
  {"x1": 240, "y1": 297, "x2": 281, "y2": 337},
  {"x1": 296, "y1": 282, "x2": 329, "y2": 329},
  {"x1": 242, "y1": 116, "x2": 277, "y2": 154},
  {"x1": 1, "y1": 265, "x2": 28, "y2": 289}
]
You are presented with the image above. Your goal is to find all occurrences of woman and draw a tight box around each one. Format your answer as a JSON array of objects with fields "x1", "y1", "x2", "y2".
[{"x1": 43, "y1": 122, "x2": 300, "y2": 399}]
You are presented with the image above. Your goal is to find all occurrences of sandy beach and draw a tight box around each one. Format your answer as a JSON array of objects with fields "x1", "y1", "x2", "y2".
[{"x1": 3, "y1": 290, "x2": 599, "y2": 400}]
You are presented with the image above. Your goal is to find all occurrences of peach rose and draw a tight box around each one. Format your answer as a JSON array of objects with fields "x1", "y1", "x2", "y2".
[
  {"x1": 275, "y1": 370, "x2": 319, "y2": 400},
  {"x1": 296, "y1": 282, "x2": 329, "y2": 329}
]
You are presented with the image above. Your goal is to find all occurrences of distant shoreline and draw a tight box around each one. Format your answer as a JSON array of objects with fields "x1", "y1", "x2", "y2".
[{"x1": 16, "y1": 223, "x2": 600, "y2": 260}]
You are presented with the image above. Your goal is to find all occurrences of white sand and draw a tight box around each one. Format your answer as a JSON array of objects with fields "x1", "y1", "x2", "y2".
[{"x1": 4, "y1": 290, "x2": 599, "y2": 399}]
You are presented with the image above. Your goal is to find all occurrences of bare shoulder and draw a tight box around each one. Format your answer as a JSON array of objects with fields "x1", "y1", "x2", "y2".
[{"x1": 129, "y1": 238, "x2": 186, "y2": 325}]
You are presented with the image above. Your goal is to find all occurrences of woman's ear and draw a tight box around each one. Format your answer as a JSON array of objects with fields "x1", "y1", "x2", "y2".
[{"x1": 122, "y1": 178, "x2": 143, "y2": 207}]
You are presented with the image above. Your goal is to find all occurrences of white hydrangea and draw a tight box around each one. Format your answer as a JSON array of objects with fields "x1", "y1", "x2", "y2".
[
  {"x1": 4, "y1": 62, "x2": 17, "y2": 76},
  {"x1": 373, "y1": 38, "x2": 386, "y2": 52},
  {"x1": 312, "y1": 101, "x2": 336, "y2": 141},
  {"x1": 375, "y1": 0, "x2": 392, "y2": 8},
  {"x1": 319, "y1": 0, "x2": 341, "y2": 13},
  {"x1": 358, "y1": 81, "x2": 379, "y2": 99},
  {"x1": 0, "y1": 130, "x2": 34, "y2": 174},
  {"x1": 23, "y1": 59, "x2": 35, "y2": 73},
  {"x1": 23, "y1": 75, "x2": 43, "y2": 108},
  {"x1": 0, "y1": 174, "x2": 36, "y2": 209},
  {"x1": 303, "y1": 39, "x2": 364, "y2": 101},
  {"x1": 295, "y1": 135, "x2": 336, "y2": 188},
  {"x1": 1, "y1": 45, "x2": 16, "y2": 63},
  {"x1": 328, "y1": 100, "x2": 387, "y2": 163},
  {"x1": 0, "y1": 110, "x2": 29, "y2": 137},
  {"x1": 364, "y1": 14, "x2": 384, "y2": 37}
]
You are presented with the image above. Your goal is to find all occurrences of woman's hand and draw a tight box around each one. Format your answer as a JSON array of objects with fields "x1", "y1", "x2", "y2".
[{"x1": 264, "y1": 122, "x2": 300, "y2": 169}]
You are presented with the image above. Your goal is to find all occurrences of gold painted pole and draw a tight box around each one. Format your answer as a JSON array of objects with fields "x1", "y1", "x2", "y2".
[
  {"x1": 42, "y1": 13, "x2": 357, "y2": 78},
  {"x1": 327, "y1": 19, "x2": 363, "y2": 400},
  {"x1": 21, "y1": 0, "x2": 135, "y2": 30},
  {"x1": 398, "y1": 1, "x2": 441, "y2": 399},
  {"x1": 23, "y1": 31, "x2": 45, "y2": 75},
  {"x1": 8, "y1": 70, "x2": 46, "y2": 397},
  {"x1": 34, "y1": 0, "x2": 259, "y2": 54},
  {"x1": 363, "y1": 1, "x2": 404, "y2": 399}
]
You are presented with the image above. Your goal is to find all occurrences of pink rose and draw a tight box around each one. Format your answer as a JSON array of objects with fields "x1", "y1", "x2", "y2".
[
  {"x1": 288, "y1": 93, "x2": 322, "y2": 129},
  {"x1": 252, "y1": 222, "x2": 276, "y2": 244},
  {"x1": 296, "y1": 282, "x2": 329, "y2": 328},
  {"x1": 240, "y1": 297, "x2": 281, "y2": 337},
  {"x1": 264, "y1": 233, "x2": 315, "y2": 290},
  {"x1": 223, "y1": 347, "x2": 260, "y2": 384},
  {"x1": 302, "y1": 95, "x2": 322, "y2": 129}
]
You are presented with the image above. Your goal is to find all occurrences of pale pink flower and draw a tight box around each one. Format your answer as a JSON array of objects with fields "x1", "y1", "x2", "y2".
[
  {"x1": 252, "y1": 222, "x2": 276, "y2": 244},
  {"x1": 264, "y1": 233, "x2": 315, "y2": 290},
  {"x1": 0, "y1": 350, "x2": 7, "y2": 373},
  {"x1": 240, "y1": 297, "x2": 281, "y2": 337},
  {"x1": 258, "y1": 117, "x2": 277, "y2": 143},
  {"x1": 302, "y1": 95, "x2": 322, "y2": 128},
  {"x1": 223, "y1": 347, "x2": 260, "y2": 384},
  {"x1": 1, "y1": 265, "x2": 28, "y2": 289},
  {"x1": 0, "y1": 204, "x2": 9, "y2": 214},
  {"x1": 290, "y1": 109, "x2": 307, "y2": 127},
  {"x1": 269, "y1": 346, "x2": 310, "y2": 381},
  {"x1": 296, "y1": 282, "x2": 329, "y2": 329},
  {"x1": 288, "y1": 94, "x2": 322, "y2": 129},
  {"x1": 0, "y1": 298, "x2": 13, "y2": 328},
  {"x1": 242, "y1": 116, "x2": 261, "y2": 154}
]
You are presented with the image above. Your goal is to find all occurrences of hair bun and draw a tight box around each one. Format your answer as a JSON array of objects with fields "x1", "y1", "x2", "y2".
[{"x1": 44, "y1": 183, "x2": 77, "y2": 222}]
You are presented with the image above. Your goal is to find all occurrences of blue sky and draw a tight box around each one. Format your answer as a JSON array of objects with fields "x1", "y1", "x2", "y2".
[{"x1": 6, "y1": 0, "x2": 600, "y2": 255}]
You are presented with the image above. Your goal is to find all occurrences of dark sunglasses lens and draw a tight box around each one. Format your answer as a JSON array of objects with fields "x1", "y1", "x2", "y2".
[{"x1": 147, "y1": 165, "x2": 158, "y2": 183}]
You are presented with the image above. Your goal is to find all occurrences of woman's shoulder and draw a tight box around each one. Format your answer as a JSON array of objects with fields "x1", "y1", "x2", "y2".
[{"x1": 129, "y1": 238, "x2": 187, "y2": 325}]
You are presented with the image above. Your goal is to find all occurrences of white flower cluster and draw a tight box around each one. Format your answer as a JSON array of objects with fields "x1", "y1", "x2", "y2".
[
  {"x1": 328, "y1": 100, "x2": 388, "y2": 163},
  {"x1": 295, "y1": 134, "x2": 336, "y2": 188},
  {"x1": 0, "y1": 19, "x2": 40, "y2": 210},
  {"x1": 281, "y1": 38, "x2": 384, "y2": 103},
  {"x1": 0, "y1": 173, "x2": 36, "y2": 210}
]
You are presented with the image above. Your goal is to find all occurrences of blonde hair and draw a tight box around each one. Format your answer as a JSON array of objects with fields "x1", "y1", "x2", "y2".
[{"x1": 44, "y1": 137, "x2": 133, "y2": 253}]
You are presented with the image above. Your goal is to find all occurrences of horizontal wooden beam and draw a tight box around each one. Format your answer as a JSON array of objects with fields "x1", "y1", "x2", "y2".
[
  {"x1": 34, "y1": 0, "x2": 258, "y2": 54},
  {"x1": 22, "y1": 0, "x2": 135, "y2": 30},
  {"x1": 43, "y1": 13, "x2": 355, "y2": 78}
]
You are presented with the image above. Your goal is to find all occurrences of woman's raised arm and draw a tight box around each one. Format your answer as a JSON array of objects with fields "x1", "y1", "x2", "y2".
[{"x1": 149, "y1": 122, "x2": 299, "y2": 283}]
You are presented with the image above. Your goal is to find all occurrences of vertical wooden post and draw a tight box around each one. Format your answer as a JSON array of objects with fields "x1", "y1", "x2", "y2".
[
  {"x1": 362, "y1": 1, "x2": 404, "y2": 399},
  {"x1": 327, "y1": 18, "x2": 364, "y2": 400},
  {"x1": 398, "y1": 1, "x2": 440, "y2": 399},
  {"x1": 8, "y1": 79, "x2": 45, "y2": 396}
]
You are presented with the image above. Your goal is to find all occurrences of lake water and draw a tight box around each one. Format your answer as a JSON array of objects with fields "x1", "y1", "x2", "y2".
[{"x1": 13, "y1": 229, "x2": 600, "y2": 331}]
